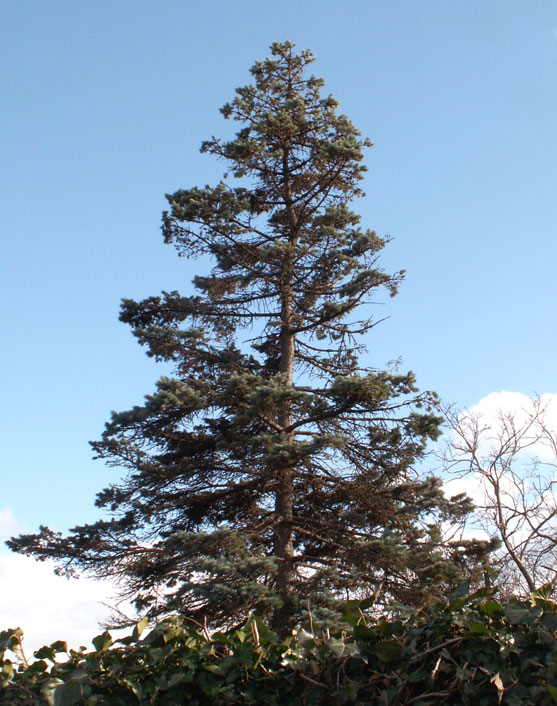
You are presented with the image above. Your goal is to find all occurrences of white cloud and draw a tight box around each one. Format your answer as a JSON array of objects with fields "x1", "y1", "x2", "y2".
[
  {"x1": 0, "y1": 509, "x2": 126, "y2": 657},
  {"x1": 442, "y1": 391, "x2": 557, "y2": 574},
  {"x1": 463, "y1": 391, "x2": 557, "y2": 460},
  {"x1": 443, "y1": 474, "x2": 486, "y2": 509}
]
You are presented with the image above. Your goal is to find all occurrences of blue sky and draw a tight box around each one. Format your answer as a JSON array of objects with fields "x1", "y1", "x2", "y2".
[{"x1": 1, "y1": 0, "x2": 557, "y2": 647}]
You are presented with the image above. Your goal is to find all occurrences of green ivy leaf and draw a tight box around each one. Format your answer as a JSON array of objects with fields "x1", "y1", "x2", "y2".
[
  {"x1": 34, "y1": 645, "x2": 57, "y2": 661},
  {"x1": 372, "y1": 639, "x2": 403, "y2": 663},
  {"x1": 532, "y1": 583, "x2": 555, "y2": 601},
  {"x1": 40, "y1": 678, "x2": 65, "y2": 706},
  {"x1": 342, "y1": 600, "x2": 361, "y2": 627},
  {"x1": 28, "y1": 659, "x2": 48, "y2": 673},
  {"x1": 2, "y1": 661, "x2": 14, "y2": 681},
  {"x1": 55, "y1": 681, "x2": 82, "y2": 706},
  {"x1": 504, "y1": 602, "x2": 542, "y2": 625},
  {"x1": 50, "y1": 640, "x2": 68, "y2": 653},
  {"x1": 197, "y1": 670, "x2": 222, "y2": 698},
  {"x1": 482, "y1": 599, "x2": 503, "y2": 618},
  {"x1": 469, "y1": 622, "x2": 490, "y2": 635},
  {"x1": 0, "y1": 628, "x2": 24, "y2": 653},
  {"x1": 541, "y1": 613, "x2": 557, "y2": 632},
  {"x1": 131, "y1": 617, "x2": 149, "y2": 642},
  {"x1": 327, "y1": 637, "x2": 348, "y2": 658},
  {"x1": 166, "y1": 671, "x2": 189, "y2": 689},
  {"x1": 448, "y1": 580, "x2": 471, "y2": 602},
  {"x1": 92, "y1": 631, "x2": 113, "y2": 652},
  {"x1": 235, "y1": 629, "x2": 247, "y2": 643},
  {"x1": 353, "y1": 624, "x2": 376, "y2": 640}
]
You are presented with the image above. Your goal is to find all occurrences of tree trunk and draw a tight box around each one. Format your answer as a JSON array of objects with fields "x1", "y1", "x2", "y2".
[{"x1": 273, "y1": 147, "x2": 297, "y2": 624}]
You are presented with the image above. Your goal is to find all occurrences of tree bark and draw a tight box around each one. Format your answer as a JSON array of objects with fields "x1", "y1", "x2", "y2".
[{"x1": 273, "y1": 145, "x2": 297, "y2": 620}]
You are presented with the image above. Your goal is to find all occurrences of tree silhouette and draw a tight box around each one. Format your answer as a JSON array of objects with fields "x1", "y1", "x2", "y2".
[{"x1": 10, "y1": 42, "x2": 488, "y2": 631}]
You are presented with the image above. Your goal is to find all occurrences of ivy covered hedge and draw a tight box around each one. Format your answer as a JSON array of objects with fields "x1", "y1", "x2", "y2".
[{"x1": 2, "y1": 585, "x2": 557, "y2": 705}]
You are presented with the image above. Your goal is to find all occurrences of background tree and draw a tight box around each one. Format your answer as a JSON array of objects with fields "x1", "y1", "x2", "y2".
[
  {"x1": 443, "y1": 396, "x2": 557, "y2": 598},
  {"x1": 9, "y1": 42, "x2": 489, "y2": 631}
]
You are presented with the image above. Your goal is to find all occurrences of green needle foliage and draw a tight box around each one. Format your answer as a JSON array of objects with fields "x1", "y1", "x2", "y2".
[{"x1": 8, "y1": 42, "x2": 491, "y2": 631}]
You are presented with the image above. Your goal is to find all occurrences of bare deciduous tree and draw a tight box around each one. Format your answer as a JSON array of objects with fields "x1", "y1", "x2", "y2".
[{"x1": 443, "y1": 395, "x2": 557, "y2": 598}]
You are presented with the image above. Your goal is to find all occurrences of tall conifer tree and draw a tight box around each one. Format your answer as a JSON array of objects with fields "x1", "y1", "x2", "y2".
[{"x1": 10, "y1": 42, "x2": 488, "y2": 630}]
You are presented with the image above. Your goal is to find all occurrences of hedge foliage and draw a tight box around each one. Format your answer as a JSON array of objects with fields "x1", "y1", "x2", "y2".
[{"x1": 2, "y1": 584, "x2": 557, "y2": 705}]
